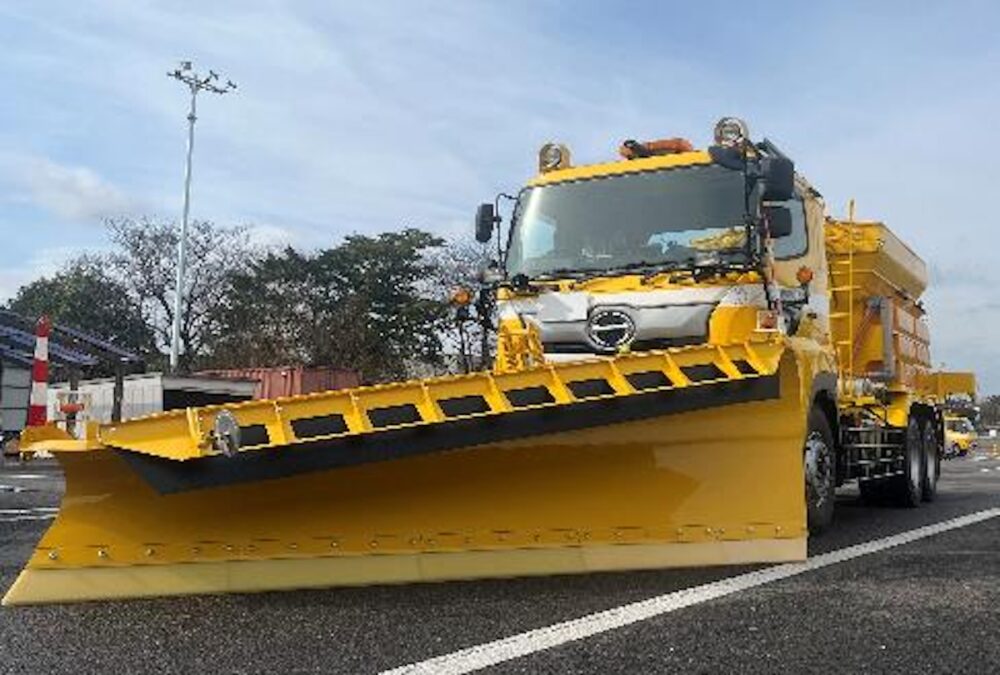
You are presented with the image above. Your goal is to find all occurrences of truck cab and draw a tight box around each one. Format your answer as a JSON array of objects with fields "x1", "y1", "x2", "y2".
[
  {"x1": 478, "y1": 118, "x2": 829, "y2": 362},
  {"x1": 944, "y1": 415, "x2": 977, "y2": 458}
]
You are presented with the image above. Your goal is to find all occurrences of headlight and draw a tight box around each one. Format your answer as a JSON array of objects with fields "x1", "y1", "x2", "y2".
[{"x1": 713, "y1": 117, "x2": 749, "y2": 147}]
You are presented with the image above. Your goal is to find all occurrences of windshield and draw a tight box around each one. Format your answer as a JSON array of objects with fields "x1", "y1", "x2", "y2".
[
  {"x1": 947, "y1": 419, "x2": 973, "y2": 433},
  {"x1": 506, "y1": 164, "x2": 749, "y2": 278}
]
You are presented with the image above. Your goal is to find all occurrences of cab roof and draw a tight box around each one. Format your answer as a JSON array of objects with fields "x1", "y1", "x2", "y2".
[{"x1": 527, "y1": 150, "x2": 713, "y2": 187}]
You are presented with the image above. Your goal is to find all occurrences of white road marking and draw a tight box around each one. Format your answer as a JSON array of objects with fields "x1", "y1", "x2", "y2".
[
  {"x1": 3, "y1": 474, "x2": 49, "y2": 480},
  {"x1": 0, "y1": 507, "x2": 58, "y2": 514},
  {"x1": 0, "y1": 506, "x2": 57, "y2": 522},
  {"x1": 382, "y1": 508, "x2": 1000, "y2": 675},
  {"x1": 0, "y1": 514, "x2": 55, "y2": 523}
]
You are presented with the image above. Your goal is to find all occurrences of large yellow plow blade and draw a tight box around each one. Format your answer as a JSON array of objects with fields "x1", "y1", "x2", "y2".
[{"x1": 4, "y1": 341, "x2": 807, "y2": 605}]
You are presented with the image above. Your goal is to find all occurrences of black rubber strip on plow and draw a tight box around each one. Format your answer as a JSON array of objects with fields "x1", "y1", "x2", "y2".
[{"x1": 118, "y1": 373, "x2": 780, "y2": 494}]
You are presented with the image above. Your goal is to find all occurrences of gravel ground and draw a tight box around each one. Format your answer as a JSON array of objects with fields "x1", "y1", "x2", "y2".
[{"x1": 1, "y1": 453, "x2": 998, "y2": 674}]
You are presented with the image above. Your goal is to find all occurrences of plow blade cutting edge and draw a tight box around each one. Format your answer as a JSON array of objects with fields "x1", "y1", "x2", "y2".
[{"x1": 4, "y1": 340, "x2": 807, "y2": 605}]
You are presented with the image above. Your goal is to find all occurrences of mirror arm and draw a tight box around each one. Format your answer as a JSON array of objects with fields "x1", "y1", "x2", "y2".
[
  {"x1": 749, "y1": 184, "x2": 778, "y2": 312},
  {"x1": 756, "y1": 137, "x2": 789, "y2": 160},
  {"x1": 493, "y1": 192, "x2": 516, "y2": 268},
  {"x1": 738, "y1": 153, "x2": 776, "y2": 312}
]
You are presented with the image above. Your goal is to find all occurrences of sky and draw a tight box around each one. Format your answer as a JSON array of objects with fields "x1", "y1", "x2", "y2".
[{"x1": 0, "y1": 1, "x2": 998, "y2": 392}]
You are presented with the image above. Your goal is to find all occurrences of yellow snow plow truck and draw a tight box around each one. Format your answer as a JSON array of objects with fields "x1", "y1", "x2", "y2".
[{"x1": 5, "y1": 118, "x2": 964, "y2": 605}]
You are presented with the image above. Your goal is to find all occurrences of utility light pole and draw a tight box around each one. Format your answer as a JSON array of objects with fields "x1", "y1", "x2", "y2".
[{"x1": 166, "y1": 60, "x2": 236, "y2": 372}]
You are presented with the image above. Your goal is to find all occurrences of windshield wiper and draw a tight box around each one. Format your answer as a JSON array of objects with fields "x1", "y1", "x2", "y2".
[
  {"x1": 530, "y1": 258, "x2": 745, "y2": 285},
  {"x1": 661, "y1": 259, "x2": 751, "y2": 282},
  {"x1": 531, "y1": 267, "x2": 595, "y2": 281},
  {"x1": 607, "y1": 260, "x2": 680, "y2": 273},
  {"x1": 532, "y1": 261, "x2": 681, "y2": 283}
]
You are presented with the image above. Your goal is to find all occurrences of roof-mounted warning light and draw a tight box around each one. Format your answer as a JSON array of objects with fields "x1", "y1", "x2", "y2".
[
  {"x1": 713, "y1": 117, "x2": 749, "y2": 147},
  {"x1": 538, "y1": 143, "x2": 572, "y2": 172},
  {"x1": 619, "y1": 137, "x2": 694, "y2": 160}
]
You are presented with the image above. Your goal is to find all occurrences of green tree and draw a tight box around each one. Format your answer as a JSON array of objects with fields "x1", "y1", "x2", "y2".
[
  {"x1": 318, "y1": 229, "x2": 449, "y2": 379},
  {"x1": 211, "y1": 247, "x2": 326, "y2": 368},
  {"x1": 980, "y1": 394, "x2": 1000, "y2": 428},
  {"x1": 210, "y1": 228, "x2": 449, "y2": 382},
  {"x1": 6, "y1": 256, "x2": 153, "y2": 356}
]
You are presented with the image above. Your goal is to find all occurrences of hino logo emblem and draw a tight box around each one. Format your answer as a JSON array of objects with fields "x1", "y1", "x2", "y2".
[{"x1": 586, "y1": 309, "x2": 636, "y2": 351}]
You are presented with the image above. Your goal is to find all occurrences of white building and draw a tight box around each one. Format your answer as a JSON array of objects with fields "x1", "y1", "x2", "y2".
[
  {"x1": 48, "y1": 372, "x2": 257, "y2": 424},
  {"x1": 1, "y1": 357, "x2": 31, "y2": 441}
]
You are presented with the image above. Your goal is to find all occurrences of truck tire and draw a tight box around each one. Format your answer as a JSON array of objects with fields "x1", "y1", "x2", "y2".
[
  {"x1": 920, "y1": 419, "x2": 940, "y2": 502},
  {"x1": 889, "y1": 416, "x2": 923, "y2": 508},
  {"x1": 804, "y1": 407, "x2": 836, "y2": 533}
]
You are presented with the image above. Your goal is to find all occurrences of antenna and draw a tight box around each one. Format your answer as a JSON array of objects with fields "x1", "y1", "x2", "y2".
[{"x1": 166, "y1": 61, "x2": 237, "y2": 372}]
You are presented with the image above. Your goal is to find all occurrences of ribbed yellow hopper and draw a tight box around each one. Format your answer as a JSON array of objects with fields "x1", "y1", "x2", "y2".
[{"x1": 4, "y1": 339, "x2": 807, "y2": 605}]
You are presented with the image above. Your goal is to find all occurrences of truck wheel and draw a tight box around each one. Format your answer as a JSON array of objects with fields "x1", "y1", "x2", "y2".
[
  {"x1": 804, "y1": 407, "x2": 836, "y2": 533},
  {"x1": 890, "y1": 416, "x2": 923, "y2": 507},
  {"x1": 920, "y1": 420, "x2": 940, "y2": 502}
]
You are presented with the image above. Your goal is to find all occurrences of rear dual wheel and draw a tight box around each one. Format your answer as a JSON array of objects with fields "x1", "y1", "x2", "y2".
[
  {"x1": 920, "y1": 420, "x2": 940, "y2": 502},
  {"x1": 889, "y1": 414, "x2": 940, "y2": 506},
  {"x1": 889, "y1": 417, "x2": 923, "y2": 507}
]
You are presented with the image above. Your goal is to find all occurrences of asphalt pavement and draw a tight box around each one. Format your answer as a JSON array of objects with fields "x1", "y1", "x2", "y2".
[{"x1": 1, "y1": 451, "x2": 998, "y2": 674}]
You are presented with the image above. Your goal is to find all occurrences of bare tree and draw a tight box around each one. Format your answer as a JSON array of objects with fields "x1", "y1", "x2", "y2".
[
  {"x1": 105, "y1": 217, "x2": 257, "y2": 371},
  {"x1": 428, "y1": 237, "x2": 494, "y2": 372}
]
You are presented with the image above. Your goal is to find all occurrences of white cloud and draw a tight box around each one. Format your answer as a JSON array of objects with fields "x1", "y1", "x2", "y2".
[
  {"x1": 21, "y1": 158, "x2": 133, "y2": 221},
  {"x1": 0, "y1": 153, "x2": 136, "y2": 223},
  {"x1": 246, "y1": 222, "x2": 299, "y2": 249},
  {"x1": 0, "y1": 245, "x2": 93, "y2": 300}
]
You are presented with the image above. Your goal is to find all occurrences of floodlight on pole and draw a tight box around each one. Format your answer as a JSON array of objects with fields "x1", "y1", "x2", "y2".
[{"x1": 166, "y1": 60, "x2": 236, "y2": 372}]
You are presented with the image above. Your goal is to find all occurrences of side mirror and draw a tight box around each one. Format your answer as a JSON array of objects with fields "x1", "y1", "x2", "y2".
[
  {"x1": 763, "y1": 205, "x2": 793, "y2": 238},
  {"x1": 761, "y1": 156, "x2": 794, "y2": 201},
  {"x1": 475, "y1": 203, "x2": 497, "y2": 243}
]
